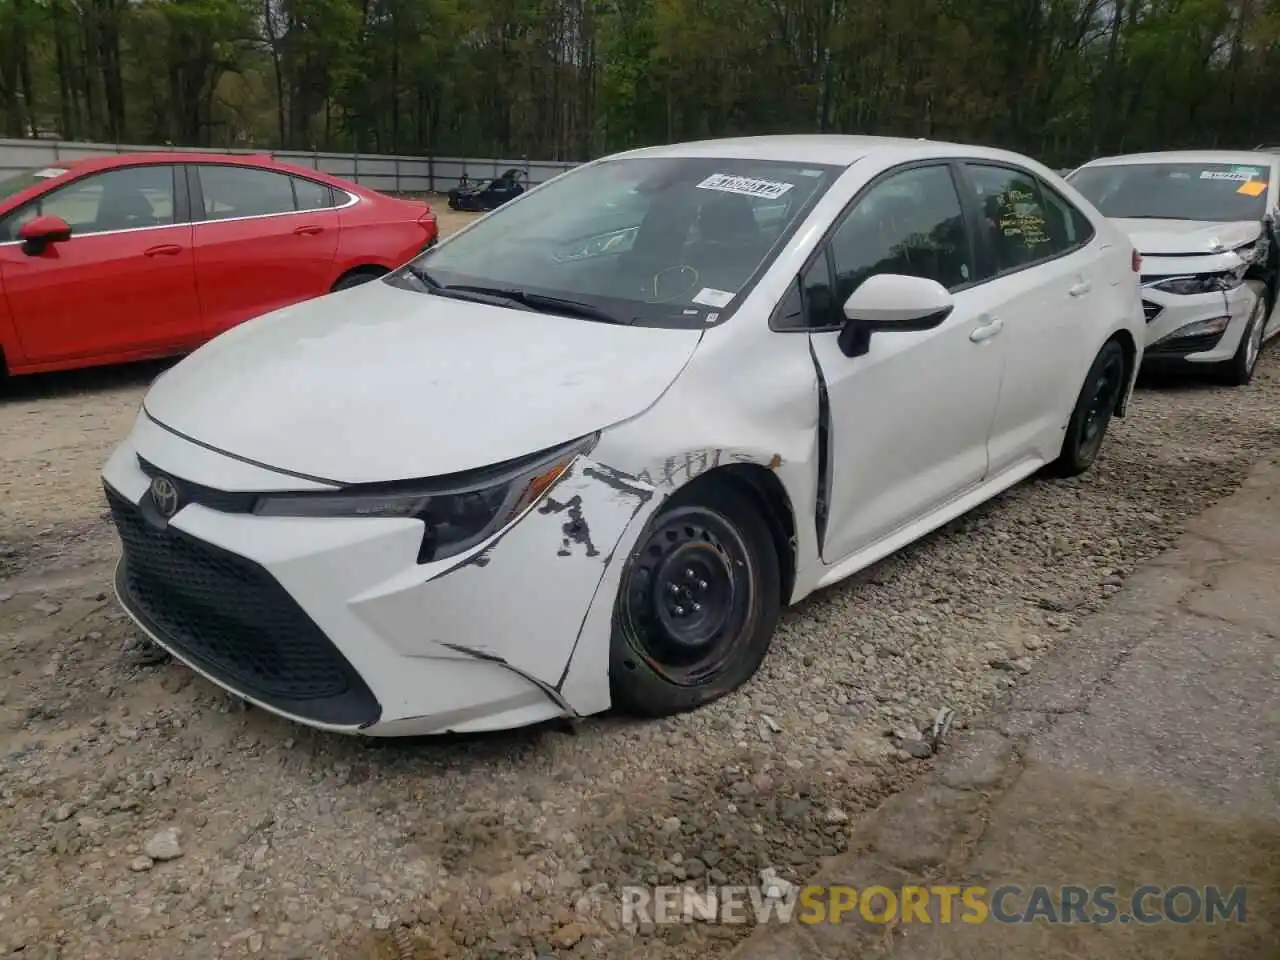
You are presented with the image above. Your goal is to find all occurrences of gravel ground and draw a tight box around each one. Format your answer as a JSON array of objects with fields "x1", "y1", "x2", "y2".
[{"x1": 2, "y1": 239, "x2": 1280, "y2": 958}]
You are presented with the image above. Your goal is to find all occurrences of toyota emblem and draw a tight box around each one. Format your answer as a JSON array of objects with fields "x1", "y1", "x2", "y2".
[{"x1": 150, "y1": 475, "x2": 181, "y2": 518}]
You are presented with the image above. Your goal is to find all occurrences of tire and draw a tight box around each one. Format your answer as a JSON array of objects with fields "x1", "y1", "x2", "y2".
[
  {"x1": 330, "y1": 268, "x2": 386, "y2": 292},
  {"x1": 1047, "y1": 338, "x2": 1128, "y2": 478},
  {"x1": 609, "y1": 480, "x2": 782, "y2": 717},
  {"x1": 1219, "y1": 283, "x2": 1269, "y2": 386}
]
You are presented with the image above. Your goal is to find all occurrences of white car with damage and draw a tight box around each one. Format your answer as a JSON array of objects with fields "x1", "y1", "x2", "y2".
[
  {"x1": 102, "y1": 135, "x2": 1146, "y2": 736},
  {"x1": 1068, "y1": 150, "x2": 1280, "y2": 384}
]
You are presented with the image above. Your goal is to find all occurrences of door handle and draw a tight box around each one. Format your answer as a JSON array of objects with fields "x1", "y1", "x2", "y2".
[
  {"x1": 1069, "y1": 280, "x2": 1092, "y2": 297},
  {"x1": 969, "y1": 316, "x2": 1004, "y2": 343},
  {"x1": 144, "y1": 244, "x2": 183, "y2": 257},
  {"x1": 293, "y1": 225, "x2": 323, "y2": 236}
]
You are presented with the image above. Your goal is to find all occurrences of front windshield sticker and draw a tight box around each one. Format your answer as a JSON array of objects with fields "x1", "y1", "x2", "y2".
[
  {"x1": 1238, "y1": 180, "x2": 1267, "y2": 197},
  {"x1": 1201, "y1": 170, "x2": 1254, "y2": 181},
  {"x1": 33, "y1": 167, "x2": 68, "y2": 179},
  {"x1": 695, "y1": 173, "x2": 794, "y2": 200},
  {"x1": 692, "y1": 287, "x2": 735, "y2": 308}
]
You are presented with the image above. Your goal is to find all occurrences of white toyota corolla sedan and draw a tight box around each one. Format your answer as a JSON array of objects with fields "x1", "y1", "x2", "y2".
[
  {"x1": 1067, "y1": 150, "x2": 1280, "y2": 384},
  {"x1": 102, "y1": 135, "x2": 1146, "y2": 737}
]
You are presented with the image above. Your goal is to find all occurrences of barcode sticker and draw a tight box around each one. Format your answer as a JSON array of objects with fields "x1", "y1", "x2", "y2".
[{"x1": 696, "y1": 174, "x2": 794, "y2": 200}]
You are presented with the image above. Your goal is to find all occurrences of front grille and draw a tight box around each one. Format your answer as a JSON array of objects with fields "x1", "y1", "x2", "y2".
[
  {"x1": 1142, "y1": 300, "x2": 1162, "y2": 323},
  {"x1": 106, "y1": 485, "x2": 380, "y2": 727}
]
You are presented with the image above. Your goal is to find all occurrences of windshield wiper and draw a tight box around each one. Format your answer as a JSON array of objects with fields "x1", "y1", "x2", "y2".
[
  {"x1": 405, "y1": 264, "x2": 441, "y2": 288},
  {"x1": 440, "y1": 285, "x2": 627, "y2": 324},
  {"x1": 400, "y1": 272, "x2": 538, "y2": 311}
]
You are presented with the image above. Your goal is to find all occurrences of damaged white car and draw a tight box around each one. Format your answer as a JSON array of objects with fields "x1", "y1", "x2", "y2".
[
  {"x1": 1068, "y1": 151, "x2": 1280, "y2": 384},
  {"x1": 103, "y1": 135, "x2": 1144, "y2": 736}
]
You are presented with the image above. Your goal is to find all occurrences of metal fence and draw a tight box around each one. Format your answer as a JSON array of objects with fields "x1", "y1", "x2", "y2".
[{"x1": 0, "y1": 137, "x2": 582, "y2": 194}]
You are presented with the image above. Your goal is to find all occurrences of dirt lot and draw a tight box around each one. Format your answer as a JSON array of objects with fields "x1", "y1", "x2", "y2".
[{"x1": 2, "y1": 220, "x2": 1279, "y2": 958}]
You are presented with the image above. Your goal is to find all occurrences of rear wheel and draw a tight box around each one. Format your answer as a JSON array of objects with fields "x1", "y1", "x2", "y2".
[
  {"x1": 1048, "y1": 338, "x2": 1127, "y2": 478},
  {"x1": 609, "y1": 481, "x2": 781, "y2": 717},
  {"x1": 331, "y1": 268, "x2": 387, "y2": 292},
  {"x1": 1219, "y1": 283, "x2": 1268, "y2": 386}
]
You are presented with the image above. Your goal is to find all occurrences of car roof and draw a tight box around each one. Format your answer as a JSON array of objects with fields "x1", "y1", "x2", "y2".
[
  {"x1": 1077, "y1": 149, "x2": 1279, "y2": 168},
  {"x1": 38, "y1": 151, "x2": 336, "y2": 181},
  {"x1": 606, "y1": 134, "x2": 1047, "y2": 169}
]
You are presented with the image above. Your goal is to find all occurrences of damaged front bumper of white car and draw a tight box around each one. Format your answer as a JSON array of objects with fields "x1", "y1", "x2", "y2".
[{"x1": 1139, "y1": 251, "x2": 1264, "y2": 367}]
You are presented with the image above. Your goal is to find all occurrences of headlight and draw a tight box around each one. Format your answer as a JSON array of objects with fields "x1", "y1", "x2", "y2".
[
  {"x1": 253, "y1": 434, "x2": 598, "y2": 563},
  {"x1": 1150, "y1": 271, "x2": 1242, "y2": 296}
]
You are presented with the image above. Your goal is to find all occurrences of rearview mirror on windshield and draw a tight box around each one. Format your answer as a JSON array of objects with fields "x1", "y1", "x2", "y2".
[
  {"x1": 838, "y1": 274, "x2": 954, "y2": 358},
  {"x1": 19, "y1": 214, "x2": 72, "y2": 256}
]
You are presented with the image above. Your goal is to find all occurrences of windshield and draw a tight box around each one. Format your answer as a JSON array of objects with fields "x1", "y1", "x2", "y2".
[
  {"x1": 392, "y1": 156, "x2": 842, "y2": 327},
  {"x1": 0, "y1": 166, "x2": 69, "y2": 203},
  {"x1": 1068, "y1": 162, "x2": 1269, "y2": 222}
]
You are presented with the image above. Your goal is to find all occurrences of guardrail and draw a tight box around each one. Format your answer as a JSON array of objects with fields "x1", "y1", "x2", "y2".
[{"x1": 0, "y1": 138, "x2": 582, "y2": 194}]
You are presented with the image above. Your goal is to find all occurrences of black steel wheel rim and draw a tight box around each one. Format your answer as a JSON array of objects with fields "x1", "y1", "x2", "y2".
[
  {"x1": 618, "y1": 505, "x2": 755, "y2": 686},
  {"x1": 1079, "y1": 351, "x2": 1125, "y2": 459}
]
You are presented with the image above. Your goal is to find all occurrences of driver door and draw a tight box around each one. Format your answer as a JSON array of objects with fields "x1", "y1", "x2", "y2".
[
  {"x1": 0, "y1": 163, "x2": 200, "y2": 366},
  {"x1": 803, "y1": 163, "x2": 1006, "y2": 564}
]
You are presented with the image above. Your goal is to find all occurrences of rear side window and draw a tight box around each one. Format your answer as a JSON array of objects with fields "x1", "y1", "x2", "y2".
[
  {"x1": 1038, "y1": 180, "x2": 1095, "y2": 255},
  {"x1": 195, "y1": 165, "x2": 297, "y2": 221},
  {"x1": 293, "y1": 176, "x2": 336, "y2": 211}
]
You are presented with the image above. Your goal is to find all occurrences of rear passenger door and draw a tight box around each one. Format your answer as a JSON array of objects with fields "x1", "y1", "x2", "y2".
[
  {"x1": 955, "y1": 163, "x2": 1102, "y2": 473},
  {"x1": 188, "y1": 163, "x2": 341, "y2": 337}
]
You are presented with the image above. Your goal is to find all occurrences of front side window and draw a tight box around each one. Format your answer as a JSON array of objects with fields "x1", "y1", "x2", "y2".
[
  {"x1": 197, "y1": 165, "x2": 297, "y2": 221},
  {"x1": 827, "y1": 164, "x2": 973, "y2": 308},
  {"x1": 964, "y1": 164, "x2": 1057, "y2": 273},
  {"x1": 0, "y1": 165, "x2": 176, "y2": 242},
  {"x1": 392, "y1": 156, "x2": 842, "y2": 328},
  {"x1": 1067, "y1": 161, "x2": 1270, "y2": 222}
]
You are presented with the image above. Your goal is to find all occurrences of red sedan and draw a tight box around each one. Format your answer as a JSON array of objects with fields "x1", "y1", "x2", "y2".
[{"x1": 0, "y1": 152, "x2": 438, "y2": 376}]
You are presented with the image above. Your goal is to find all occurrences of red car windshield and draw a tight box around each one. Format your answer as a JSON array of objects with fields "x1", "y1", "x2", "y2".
[{"x1": 0, "y1": 166, "x2": 71, "y2": 203}]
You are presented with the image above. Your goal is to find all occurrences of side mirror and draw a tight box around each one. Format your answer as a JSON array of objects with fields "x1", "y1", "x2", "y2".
[
  {"x1": 837, "y1": 273, "x2": 954, "y2": 358},
  {"x1": 19, "y1": 214, "x2": 72, "y2": 256}
]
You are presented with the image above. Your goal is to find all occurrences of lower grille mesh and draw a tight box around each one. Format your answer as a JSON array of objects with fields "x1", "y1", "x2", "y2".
[{"x1": 106, "y1": 484, "x2": 379, "y2": 726}]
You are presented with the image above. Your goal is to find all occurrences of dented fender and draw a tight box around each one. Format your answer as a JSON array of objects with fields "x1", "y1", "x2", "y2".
[{"x1": 350, "y1": 455, "x2": 660, "y2": 714}]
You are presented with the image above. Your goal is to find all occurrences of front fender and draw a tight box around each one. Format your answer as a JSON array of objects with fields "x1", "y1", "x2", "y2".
[{"x1": 352, "y1": 455, "x2": 661, "y2": 718}]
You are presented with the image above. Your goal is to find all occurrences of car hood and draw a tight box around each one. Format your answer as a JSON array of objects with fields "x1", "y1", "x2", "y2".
[
  {"x1": 142, "y1": 281, "x2": 702, "y2": 484},
  {"x1": 1111, "y1": 218, "x2": 1262, "y2": 256}
]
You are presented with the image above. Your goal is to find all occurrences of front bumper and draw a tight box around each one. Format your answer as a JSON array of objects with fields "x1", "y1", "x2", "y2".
[
  {"x1": 1140, "y1": 282, "x2": 1256, "y2": 366},
  {"x1": 102, "y1": 414, "x2": 658, "y2": 736}
]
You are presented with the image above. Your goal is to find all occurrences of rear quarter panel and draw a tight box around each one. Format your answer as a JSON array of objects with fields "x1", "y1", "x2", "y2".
[
  {"x1": 1051, "y1": 171, "x2": 1147, "y2": 348},
  {"x1": 334, "y1": 193, "x2": 433, "y2": 276}
]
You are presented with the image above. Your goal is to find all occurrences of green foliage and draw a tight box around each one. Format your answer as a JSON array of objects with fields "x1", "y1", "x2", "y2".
[{"x1": 1, "y1": 0, "x2": 1278, "y2": 161}]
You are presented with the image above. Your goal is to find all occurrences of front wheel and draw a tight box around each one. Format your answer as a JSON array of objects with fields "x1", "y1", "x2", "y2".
[
  {"x1": 1219, "y1": 284, "x2": 1269, "y2": 386},
  {"x1": 609, "y1": 481, "x2": 781, "y2": 717},
  {"x1": 1047, "y1": 338, "x2": 1128, "y2": 478}
]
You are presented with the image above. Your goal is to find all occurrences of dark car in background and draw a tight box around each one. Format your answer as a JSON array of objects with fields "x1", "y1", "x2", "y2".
[{"x1": 447, "y1": 168, "x2": 526, "y2": 211}]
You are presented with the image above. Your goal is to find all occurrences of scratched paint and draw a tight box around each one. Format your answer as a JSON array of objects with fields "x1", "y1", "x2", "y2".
[{"x1": 635, "y1": 449, "x2": 777, "y2": 488}]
